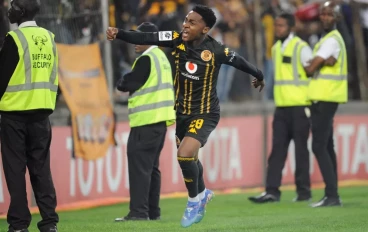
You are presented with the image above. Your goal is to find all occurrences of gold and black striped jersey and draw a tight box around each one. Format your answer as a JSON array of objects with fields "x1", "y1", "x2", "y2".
[
  {"x1": 171, "y1": 35, "x2": 228, "y2": 115},
  {"x1": 116, "y1": 30, "x2": 263, "y2": 115}
]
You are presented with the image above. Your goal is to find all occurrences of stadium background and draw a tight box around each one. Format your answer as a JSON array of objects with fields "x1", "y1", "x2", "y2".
[{"x1": 0, "y1": 0, "x2": 368, "y2": 221}]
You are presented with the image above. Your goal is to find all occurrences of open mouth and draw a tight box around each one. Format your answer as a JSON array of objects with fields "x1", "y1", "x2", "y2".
[{"x1": 182, "y1": 31, "x2": 189, "y2": 39}]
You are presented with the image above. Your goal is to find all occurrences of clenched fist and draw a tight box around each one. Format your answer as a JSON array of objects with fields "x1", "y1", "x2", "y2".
[{"x1": 106, "y1": 27, "x2": 118, "y2": 41}]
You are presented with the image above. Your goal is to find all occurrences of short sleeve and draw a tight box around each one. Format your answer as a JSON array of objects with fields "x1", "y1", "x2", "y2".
[
  {"x1": 300, "y1": 45, "x2": 313, "y2": 67},
  {"x1": 315, "y1": 37, "x2": 341, "y2": 60}
]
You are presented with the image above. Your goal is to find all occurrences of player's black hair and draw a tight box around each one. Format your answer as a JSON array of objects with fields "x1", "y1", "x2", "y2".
[
  {"x1": 17, "y1": 0, "x2": 40, "y2": 19},
  {"x1": 192, "y1": 5, "x2": 217, "y2": 28},
  {"x1": 277, "y1": 12, "x2": 295, "y2": 28}
]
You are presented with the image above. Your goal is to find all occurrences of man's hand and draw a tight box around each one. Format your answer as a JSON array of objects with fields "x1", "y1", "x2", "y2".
[
  {"x1": 252, "y1": 78, "x2": 265, "y2": 92},
  {"x1": 106, "y1": 27, "x2": 118, "y2": 41},
  {"x1": 324, "y1": 56, "x2": 337, "y2": 66}
]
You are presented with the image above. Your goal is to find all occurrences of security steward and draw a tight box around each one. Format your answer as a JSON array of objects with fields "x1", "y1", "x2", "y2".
[
  {"x1": 304, "y1": 1, "x2": 347, "y2": 207},
  {"x1": 114, "y1": 22, "x2": 176, "y2": 221},
  {"x1": 0, "y1": 0, "x2": 59, "y2": 232},
  {"x1": 249, "y1": 12, "x2": 312, "y2": 203}
]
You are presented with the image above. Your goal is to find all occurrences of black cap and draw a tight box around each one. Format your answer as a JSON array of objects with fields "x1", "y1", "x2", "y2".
[{"x1": 136, "y1": 22, "x2": 159, "y2": 33}]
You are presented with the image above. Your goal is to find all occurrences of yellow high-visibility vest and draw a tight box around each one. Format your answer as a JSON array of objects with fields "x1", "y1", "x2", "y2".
[
  {"x1": 0, "y1": 27, "x2": 58, "y2": 111},
  {"x1": 308, "y1": 29, "x2": 348, "y2": 103},
  {"x1": 128, "y1": 47, "x2": 176, "y2": 128},
  {"x1": 273, "y1": 36, "x2": 310, "y2": 106}
]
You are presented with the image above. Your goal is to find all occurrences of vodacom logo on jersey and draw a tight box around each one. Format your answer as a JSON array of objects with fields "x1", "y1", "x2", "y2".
[
  {"x1": 185, "y1": 61, "x2": 198, "y2": 74},
  {"x1": 182, "y1": 61, "x2": 200, "y2": 80}
]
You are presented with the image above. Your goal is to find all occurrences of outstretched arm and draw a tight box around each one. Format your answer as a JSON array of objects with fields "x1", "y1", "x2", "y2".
[
  {"x1": 216, "y1": 45, "x2": 263, "y2": 81},
  {"x1": 106, "y1": 27, "x2": 179, "y2": 48},
  {"x1": 225, "y1": 53, "x2": 264, "y2": 80},
  {"x1": 216, "y1": 45, "x2": 264, "y2": 91}
]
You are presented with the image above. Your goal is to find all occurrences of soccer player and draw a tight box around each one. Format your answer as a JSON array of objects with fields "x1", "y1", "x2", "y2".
[{"x1": 106, "y1": 5, "x2": 265, "y2": 228}]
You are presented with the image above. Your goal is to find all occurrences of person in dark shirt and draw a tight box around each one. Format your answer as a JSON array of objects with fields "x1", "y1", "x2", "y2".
[
  {"x1": 0, "y1": 0, "x2": 59, "y2": 232},
  {"x1": 114, "y1": 22, "x2": 172, "y2": 222},
  {"x1": 116, "y1": 55, "x2": 151, "y2": 94},
  {"x1": 107, "y1": 5, "x2": 265, "y2": 228},
  {"x1": 0, "y1": 8, "x2": 55, "y2": 122},
  {"x1": 0, "y1": 0, "x2": 9, "y2": 48}
]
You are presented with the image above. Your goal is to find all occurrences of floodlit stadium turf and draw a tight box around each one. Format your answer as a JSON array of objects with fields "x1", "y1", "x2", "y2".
[{"x1": 1, "y1": 186, "x2": 367, "y2": 232}]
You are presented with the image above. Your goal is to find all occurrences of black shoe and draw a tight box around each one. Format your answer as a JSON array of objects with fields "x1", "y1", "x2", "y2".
[
  {"x1": 115, "y1": 215, "x2": 150, "y2": 222},
  {"x1": 45, "y1": 226, "x2": 58, "y2": 232},
  {"x1": 149, "y1": 216, "x2": 160, "y2": 220},
  {"x1": 39, "y1": 225, "x2": 58, "y2": 232},
  {"x1": 293, "y1": 195, "x2": 312, "y2": 202},
  {"x1": 8, "y1": 229, "x2": 29, "y2": 232},
  {"x1": 248, "y1": 192, "x2": 280, "y2": 203},
  {"x1": 310, "y1": 197, "x2": 342, "y2": 208}
]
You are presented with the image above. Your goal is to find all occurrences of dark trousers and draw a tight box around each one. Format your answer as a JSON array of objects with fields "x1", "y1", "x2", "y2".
[
  {"x1": 266, "y1": 106, "x2": 311, "y2": 198},
  {"x1": 127, "y1": 121, "x2": 166, "y2": 219},
  {"x1": 310, "y1": 102, "x2": 339, "y2": 198},
  {"x1": 0, "y1": 116, "x2": 58, "y2": 231}
]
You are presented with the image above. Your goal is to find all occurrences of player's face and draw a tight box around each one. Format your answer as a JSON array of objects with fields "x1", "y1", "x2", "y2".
[
  {"x1": 275, "y1": 17, "x2": 290, "y2": 40},
  {"x1": 319, "y1": 7, "x2": 336, "y2": 31},
  {"x1": 182, "y1": 11, "x2": 209, "y2": 42}
]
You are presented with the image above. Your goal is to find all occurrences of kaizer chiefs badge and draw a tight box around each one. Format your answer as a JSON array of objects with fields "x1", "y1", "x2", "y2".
[{"x1": 201, "y1": 50, "x2": 212, "y2": 62}]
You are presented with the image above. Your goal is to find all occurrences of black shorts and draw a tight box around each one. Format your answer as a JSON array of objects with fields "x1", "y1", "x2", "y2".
[{"x1": 175, "y1": 113, "x2": 220, "y2": 147}]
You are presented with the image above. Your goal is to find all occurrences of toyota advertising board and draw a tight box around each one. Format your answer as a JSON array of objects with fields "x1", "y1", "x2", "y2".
[{"x1": 0, "y1": 115, "x2": 367, "y2": 215}]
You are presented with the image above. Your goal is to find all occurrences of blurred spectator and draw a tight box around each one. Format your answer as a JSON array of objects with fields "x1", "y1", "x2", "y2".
[
  {"x1": 139, "y1": 0, "x2": 187, "y2": 98},
  {"x1": 337, "y1": 0, "x2": 361, "y2": 100},
  {"x1": 138, "y1": 0, "x2": 187, "y2": 31},
  {"x1": 216, "y1": 7, "x2": 238, "y2": 102},
  {"x1": 261, "y1": 2, "x2": 276, "y2": 100},
  {"x1": 37, "y1": 0, "x2": 75, "y2": 44},
  {"x1": 4, "y1": 0, "x2": 366, "y2": 103},
  {"x1": 0, "y1": 0, "x2": 9, "y2": 49},
  {"x1": 358, "y1": 0, "x2": 368, "y2": 65},
  {"x1": 215, "y1": 0, "x2": 250, "y2": 103},
  {"x1": 74, "y1": 0, "x2": 102, "y2": 44},
  {"x1": 36, "y1": 0, "x2": 102, "y2": 45}
]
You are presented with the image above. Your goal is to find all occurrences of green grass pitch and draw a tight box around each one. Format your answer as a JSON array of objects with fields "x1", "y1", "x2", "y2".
[{"x1": 1, "y1": 186, "x2": 367, "y2": 232}]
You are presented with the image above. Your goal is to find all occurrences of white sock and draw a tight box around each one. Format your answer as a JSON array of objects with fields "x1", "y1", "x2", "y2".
[
  {"x1": 199, "y1": 189, "x2": 206, "y2": 200},
  {"x1": 188, "y1": 196, "x2": 200, "y2": 202}
]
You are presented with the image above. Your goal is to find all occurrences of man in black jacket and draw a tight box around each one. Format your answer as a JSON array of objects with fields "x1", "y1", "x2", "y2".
[
  {"x1": 0, "y1": 0, "x2": 59, "y2": 231},
  {"x1": 114, "y1": 22, "x2": 175, "y2": 222}
]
